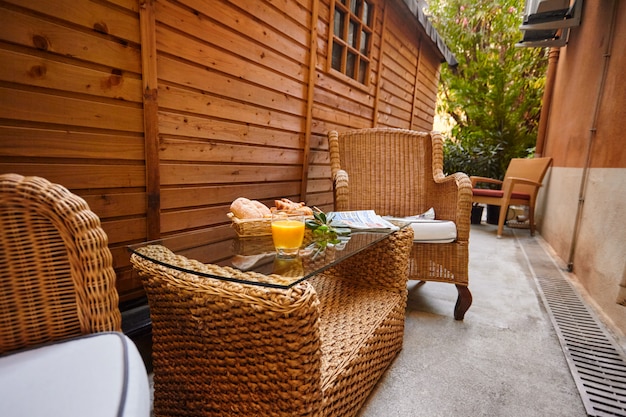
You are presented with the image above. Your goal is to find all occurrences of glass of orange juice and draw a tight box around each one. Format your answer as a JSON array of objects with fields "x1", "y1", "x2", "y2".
[{"x1": 271, "y1": 210, "x2": 305, "y2": 258}]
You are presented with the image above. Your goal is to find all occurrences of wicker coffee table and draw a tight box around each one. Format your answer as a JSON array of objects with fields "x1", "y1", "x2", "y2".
[{"x1": 129, "y1": 225, "x2": 413, "y2": 417}]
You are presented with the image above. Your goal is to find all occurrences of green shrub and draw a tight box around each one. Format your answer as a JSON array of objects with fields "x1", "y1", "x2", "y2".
[{"x1": 428, "y1": 0, "x2": 547, "y2": 180}]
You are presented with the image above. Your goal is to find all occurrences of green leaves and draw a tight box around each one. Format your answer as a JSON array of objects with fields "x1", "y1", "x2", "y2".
[
  {"x1": 305, "y1": 208, "x2": 351, "y2": 244},
  {"x1": 307, "y1": 209, "x2": 329, "y2": 229},
  {"x1": 427, "y1": 0, "x2": 547, "y2": 180}
]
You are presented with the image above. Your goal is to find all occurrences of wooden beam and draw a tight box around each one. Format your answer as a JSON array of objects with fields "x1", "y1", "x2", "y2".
[
  {"x1": 372, "y1": 1, "x2": 388, "y2": 128},
  {"x1": 301, "y1": 0, "x2": 319, "y2": 201},
  {"x1": 410, "y1": 34, "x2": 423, "y2": 130},
  {"x1": 139, "y1": 0, "x2": 160, "y2": 240}
]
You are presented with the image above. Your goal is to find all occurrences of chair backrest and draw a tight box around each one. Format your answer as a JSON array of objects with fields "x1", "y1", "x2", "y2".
[
  {"x1": 504, "y1": 157, "x2": 552, "y2": 196},
  {"x1": 329, "y1": 128, "x2": 441, "y2": 217},
  {"x1": 0, "y1": 174, "x2": 121, "y2": 354}
]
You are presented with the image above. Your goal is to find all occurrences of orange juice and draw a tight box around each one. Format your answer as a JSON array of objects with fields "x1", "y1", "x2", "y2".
[{"x1": 271, "y1": 219, "x2": 305, "y2": 252}]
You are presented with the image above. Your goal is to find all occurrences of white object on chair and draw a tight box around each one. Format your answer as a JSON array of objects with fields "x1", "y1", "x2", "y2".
[
  {"x1": 385, "y1": 208, "x2": 457, "y2": 243},
  {"x1": 0, "y1": 332, "x2": 151, "y2": 417}
]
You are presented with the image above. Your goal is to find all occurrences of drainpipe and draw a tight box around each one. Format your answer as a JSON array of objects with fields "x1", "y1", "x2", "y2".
[
  {"x1": 567, "y1": 0, "x2": 617, "y2": 272},
  {"x1": 535, "y1": 48, "x2": 560, "y2": 157}
]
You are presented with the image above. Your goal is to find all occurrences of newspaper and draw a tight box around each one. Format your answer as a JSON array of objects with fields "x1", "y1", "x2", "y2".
[
  {"x1": 382, "y1": 207, "x2": 436, "y2": 223},
  {"x1": 329, "y1": 210, "x2": 400, "y2": 232}
]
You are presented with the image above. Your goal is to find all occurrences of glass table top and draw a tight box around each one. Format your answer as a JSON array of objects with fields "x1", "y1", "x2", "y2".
[{"x1": 128, "y1": 225, "x2": 406, "y2": 289}]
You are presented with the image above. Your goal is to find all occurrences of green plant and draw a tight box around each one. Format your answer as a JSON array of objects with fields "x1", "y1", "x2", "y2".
[
  {"x1": 427, "y1": 0, "x2": 547, "y2": 180},
  {"x1": 305, "y1": 208, "x2": 351, "y2": 245},
  {"x1": 443, "y1": 140, "x2": 504, "y2": 180}
]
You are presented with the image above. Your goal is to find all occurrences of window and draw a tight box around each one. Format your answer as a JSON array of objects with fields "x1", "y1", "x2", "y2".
[{"x1": 330, "y1": 0, "x2": 373, "y2": 85}]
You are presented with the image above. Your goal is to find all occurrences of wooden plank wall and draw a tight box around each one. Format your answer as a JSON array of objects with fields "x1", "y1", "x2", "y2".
[
  {"x1": 0, "y1": 0, "x2": 147, "y2": 300},
  {"x1": 0, "y1": 0, "x2": 444, "y2": 301},
  {"x1": 306, "y1": 0, "x2": 444, "y2": 211},
  {"x1": 305, "y1": 0, "x2": 382, "y2": 211},
  {"x1": 412, "y1": 44, "x2": 441, "y2": 132},
  {"x1": 379, "y1": 5, "x2": 441, "y2": 131},
  {"x1": 153, "y1": 0, "x2": 311, "y2": 237},
  {"x1": 378, "y1": 6, "x2": 418, "y2": 128}
]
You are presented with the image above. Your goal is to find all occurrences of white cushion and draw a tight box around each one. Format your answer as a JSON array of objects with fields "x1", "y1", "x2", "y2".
[
  {"x1": 0, "y1": 332, "x2": 150, "y2": 417},
  {"x1": 409, "y1": 220, "x2": 457, "y2": 243}
]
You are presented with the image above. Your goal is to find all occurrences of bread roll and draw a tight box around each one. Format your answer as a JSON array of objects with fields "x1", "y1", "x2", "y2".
[
  {"x1": 230, "y1": 197, "x2": 271, "y2": 219},
  {"x1": 251, "y1": 200, "x2": 270, "y2": 215}
]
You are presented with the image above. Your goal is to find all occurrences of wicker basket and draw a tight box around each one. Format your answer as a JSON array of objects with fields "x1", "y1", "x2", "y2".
[
  {"x1": 228, "y1": 212, "x2": 313, "y2": 237},
  {"x1": 228, "y1": 212, "x2": 272, "y2": 237}
]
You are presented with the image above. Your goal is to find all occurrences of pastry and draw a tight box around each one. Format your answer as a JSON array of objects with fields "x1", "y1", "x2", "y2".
[
  {"x1": 230, "y1": 197, "x2": 271, "y2": 219},
  {"x1": 274, "y1": 198, "x2": 313, "y2": 215}
]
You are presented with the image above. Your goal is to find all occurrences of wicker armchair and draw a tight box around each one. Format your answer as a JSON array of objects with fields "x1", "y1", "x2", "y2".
[
  {"x1": 328, "y1": 128, "x2": 473, "y2": 320},
  {"x1": 0, "y1": 173, "x2": 149, "y2": 416}
]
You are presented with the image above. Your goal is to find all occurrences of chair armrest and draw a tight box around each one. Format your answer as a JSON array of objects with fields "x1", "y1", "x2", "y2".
[
  {"x1": 432, "y1": 172, "x2": 473, "y2": 241},
  {"x1": 333, "y1": 169, "x2": 350, "y2": 211},
  {"x1": 505, "y1": 176, "x2": 544, "y2": 188},
  {"x1": 470, "y1": 176, "x2": 503, "y2": 188},
  {"x1": 500, "y1": 177, "x2": 544, "y2": 199},
  {"x1": 324, "y1": 226, "x2": 414, "y2": 292}
]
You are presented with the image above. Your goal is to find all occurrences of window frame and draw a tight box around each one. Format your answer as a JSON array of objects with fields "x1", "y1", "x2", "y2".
[{"x1": 327, "y1": 0, "x2": 375, "y2": 87}]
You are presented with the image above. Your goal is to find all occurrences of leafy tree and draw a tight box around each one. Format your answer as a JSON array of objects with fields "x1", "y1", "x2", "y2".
[{"x1": 426, "y1": 0, "x2": 548, "y2": 179}]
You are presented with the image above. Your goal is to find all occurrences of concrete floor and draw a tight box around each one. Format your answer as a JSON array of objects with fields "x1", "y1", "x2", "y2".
[
  {"x1": 357, "y1": 223, "x2": 589, "y2": 417},
  {"x1": 144, "y1": 223, "x2": 611, "y2": 416}
]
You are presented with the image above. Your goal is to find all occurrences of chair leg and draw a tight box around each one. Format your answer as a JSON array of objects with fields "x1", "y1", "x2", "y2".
[
  {"x1": 528, "y1": 204, "x2": 536, "y2": 236},
  {"x1": 454, "y1": 285, "x2": 472, "y2": 320},
  {"x1": 496, "y1": 204, "x2": 508, "y2": 238}
]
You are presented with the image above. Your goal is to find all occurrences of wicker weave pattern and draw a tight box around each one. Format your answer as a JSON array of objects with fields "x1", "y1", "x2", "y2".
[
  {"x1": 328, "y1": 128, "x2": 473, "y2": 319},
  {"x1": 227, "y1": 212, "x2": 272, "y2": 236},
  {"x1": 0, "y1": 173, "x2": 121, "y2": 354},
  {"x1": 314, "y1": 227, "x2": 413, "y2": 417},
  {"x1": 130, "y1": 226, "x2": 413, "y2": 417}
]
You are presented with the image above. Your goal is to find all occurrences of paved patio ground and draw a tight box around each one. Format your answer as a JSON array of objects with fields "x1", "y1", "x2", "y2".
[
  {"x1": 358, "y1": 223, "x2": 592, "y2": 417},
  {"x1": 144, "y1": 223, "x2": 626, "y2": 416}
]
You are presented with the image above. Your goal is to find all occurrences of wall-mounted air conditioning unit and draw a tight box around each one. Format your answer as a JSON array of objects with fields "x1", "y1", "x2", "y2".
[
  {"x1": 521, "y1": 0, "x2": 582, "y2": 30},
  {"x1": 516, "y1": 0, "x2": 582, "y2": 47}
]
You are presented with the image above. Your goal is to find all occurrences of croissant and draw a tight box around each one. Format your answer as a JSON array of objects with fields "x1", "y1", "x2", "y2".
[{"x1": 274, "y1": 198, "x2": 313, "y2": 215}]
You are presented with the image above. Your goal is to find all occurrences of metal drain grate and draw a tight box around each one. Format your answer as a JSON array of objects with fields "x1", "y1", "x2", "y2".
[{"x1": 518, "y1": 233, "x2": 626, "y2": 417}]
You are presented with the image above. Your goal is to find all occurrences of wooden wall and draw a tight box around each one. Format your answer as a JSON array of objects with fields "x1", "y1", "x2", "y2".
[
  {"x1": 152, "y1": 0, "x2": 311, "y2": 237},
  {"x1": 377, "y1": 5, "x2": 439, "y2": 130},
  {"x1": 307, "y1": 0, "x2": 444, "y2": 210},
  {"x1": 0, "y1": 0, "x2": 446, "y2": 302},
  {"x1": 0, "y1": 0, "x2": 147, "y2": 299}
]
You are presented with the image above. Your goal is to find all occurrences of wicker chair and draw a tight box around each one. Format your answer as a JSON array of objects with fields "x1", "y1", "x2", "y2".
[
  {"x1": 328, "y1": 128, "x2": 473, "y2": 320},
  {"x1": 0, "y1": 173, "x2": 149, "y2": 416},
  {"x1": 130, "y1": 226, "x2": 414, "y2": 417}
]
